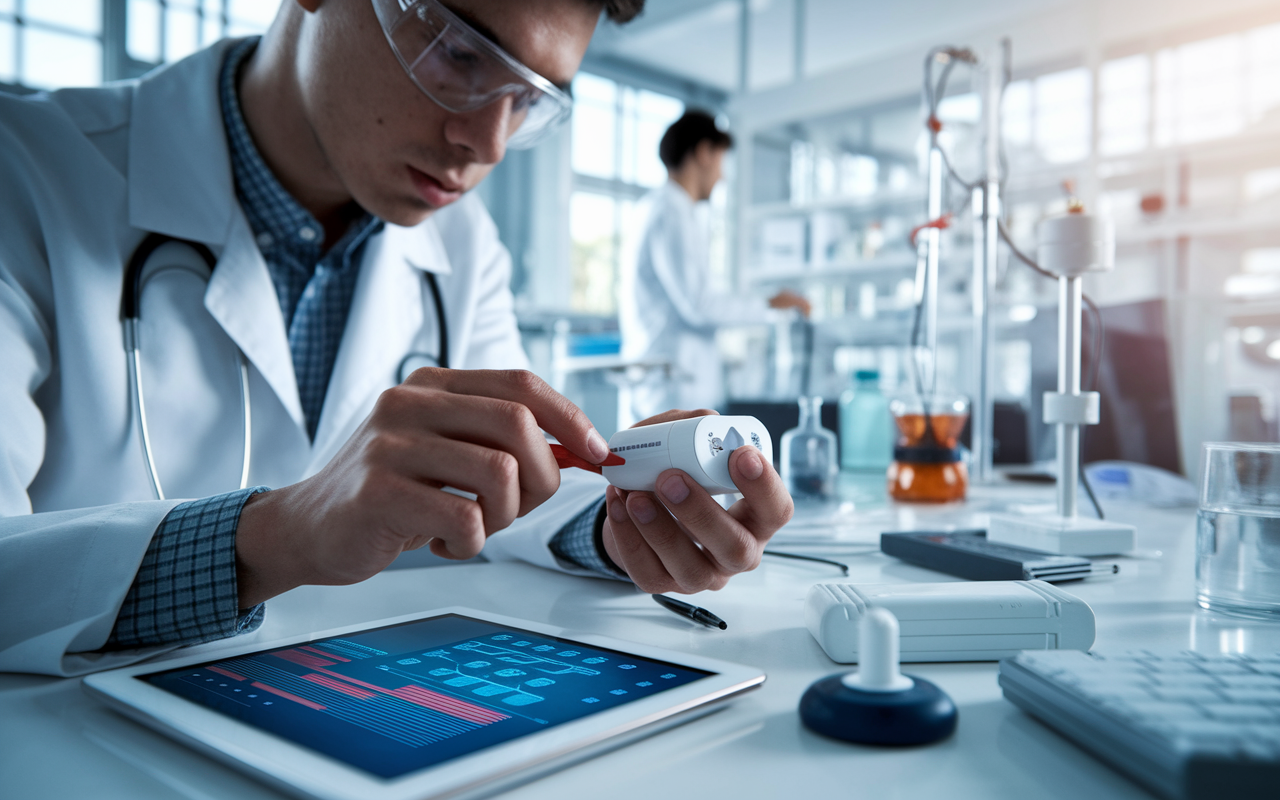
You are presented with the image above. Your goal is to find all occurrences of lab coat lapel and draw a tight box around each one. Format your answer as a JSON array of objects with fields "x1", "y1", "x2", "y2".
[
  {"x1": 128, "y1": 38, "x2": 239, "y2": 246},
  {"x1": 308, "y1": 222, "x2": 452, "y2": 469},
  {"x1": 127, "y1": 38, "x2": 306, "y2": 432},
  {"x1": 204, "y1": 212, "x2": 305, "y2": 429}
]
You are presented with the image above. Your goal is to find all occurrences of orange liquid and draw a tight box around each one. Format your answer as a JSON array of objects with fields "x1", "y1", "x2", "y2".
[
  {"x1": 887, "y1": 412, "x2": 968, "y2": 502},
  {"x1": 887, "y1": 460, "x2": 968, "y2": 502},
  {"x1": 892, "y1": 413, "x2": 966, "y2": 449}
]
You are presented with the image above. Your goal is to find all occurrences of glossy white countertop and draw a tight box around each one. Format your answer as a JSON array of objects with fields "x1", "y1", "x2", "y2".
[{"x1": 5, "y1": 478, "x2": 1280, "y2": 800}]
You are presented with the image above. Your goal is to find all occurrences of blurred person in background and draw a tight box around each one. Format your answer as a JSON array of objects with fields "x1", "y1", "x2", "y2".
[{"x1": 620, "y1": 110, "x2": 809, "y2": 420}]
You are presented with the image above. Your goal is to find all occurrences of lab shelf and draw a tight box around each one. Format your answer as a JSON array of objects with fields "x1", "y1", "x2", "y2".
[{"x1": 746, "y1": 254, "x2": 921, "y2": 283}]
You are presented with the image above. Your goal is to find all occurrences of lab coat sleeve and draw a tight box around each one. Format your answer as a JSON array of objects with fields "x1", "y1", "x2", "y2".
[
  {"x1": 0, "y1": 117, "x2": 182, "y2": 676},
  {"x1": 0, "y1": 503, "x2": 182, "y2": 676}
]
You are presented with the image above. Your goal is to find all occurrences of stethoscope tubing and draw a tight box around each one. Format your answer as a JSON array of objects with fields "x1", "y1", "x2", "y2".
[
  {"x1": 123, "y1": 232, "x2": 251, "y2": 501},
  {"x1": 123, "y1": 233, "x2": 449, "y2": 500}
]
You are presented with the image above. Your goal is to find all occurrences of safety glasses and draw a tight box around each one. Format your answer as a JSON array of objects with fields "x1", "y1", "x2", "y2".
[{"x1": 371, "y1": 0, "x2": 573, "y2": 150}]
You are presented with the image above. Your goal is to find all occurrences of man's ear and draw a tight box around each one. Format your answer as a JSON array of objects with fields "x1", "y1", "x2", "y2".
[{"x1": 694, "y1": 140, "x2": 716, "y2": 166}]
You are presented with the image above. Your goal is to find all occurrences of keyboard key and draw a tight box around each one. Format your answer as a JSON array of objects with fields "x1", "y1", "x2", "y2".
[
  {"x1": 1149, "y1": 674, "x2": 1222, "y2": 690},
  {"x1": 1120, "y1": 701, "x2": 1207, "y2": 723},
  {"x1": 1221, "y1": 688, "x2": 1280, "y2": 705},
  {"x1": 1220, "y1": 675, "x2": 1280, "y2": 689},
  {"x1": 1194, "y1": 661, "x2": 1253, "y2": 675},
  {"x1": 1150, "y1": 687, "x2": 1223, "y2": 704},
  {"x1": 1201, "y1": 704, "x2": 1278, "y2": 723}
]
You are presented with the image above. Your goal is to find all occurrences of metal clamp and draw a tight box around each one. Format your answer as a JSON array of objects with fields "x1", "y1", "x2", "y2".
[{"x1": 1043, "y1": 392, "x2": 1100, "y2": 425}]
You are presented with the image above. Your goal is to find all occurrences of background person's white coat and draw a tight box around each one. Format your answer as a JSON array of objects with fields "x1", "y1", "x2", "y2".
[
  {"x1": 619, "y1": 180, "x2": 773, "y2": 420},
  {"x1": 0, "y1": 40, "x2": 608, "y2": 678}
]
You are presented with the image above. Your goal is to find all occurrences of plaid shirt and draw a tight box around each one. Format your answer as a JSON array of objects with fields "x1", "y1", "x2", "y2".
[{"x1": 106, "y1": 39, "x2": 616, "y2": 651}]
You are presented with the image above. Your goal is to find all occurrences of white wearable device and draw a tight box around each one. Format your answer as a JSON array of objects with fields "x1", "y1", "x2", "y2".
[{"x1": 602, "y1": 415, "x2": 773, "y2": 495}]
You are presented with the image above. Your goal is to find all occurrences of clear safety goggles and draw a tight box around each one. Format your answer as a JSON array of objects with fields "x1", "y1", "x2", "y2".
[{"x1": 371, "y1": 0, "x2": 573, "y2": 150}]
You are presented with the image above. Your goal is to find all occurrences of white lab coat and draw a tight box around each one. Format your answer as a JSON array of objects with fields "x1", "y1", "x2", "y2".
[
  {"x1": 0, "y1": 39, "x2": 608, "y2": 677},
  {"x1": 619, "y1": 180, "x2": 771, "y2": 420}
]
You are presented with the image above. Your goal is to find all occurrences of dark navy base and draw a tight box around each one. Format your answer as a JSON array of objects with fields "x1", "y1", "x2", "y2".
[{"x1": 799, "y1": 673, "x2": 958, "y2": 746}]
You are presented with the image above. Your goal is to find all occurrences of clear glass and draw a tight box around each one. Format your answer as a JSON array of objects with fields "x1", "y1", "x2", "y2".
[
  {"x1": 780, "y1": 396, "x2": 838, "y2": 499},
  {"x1": 1196, "y1": 442, "x2": 1280, "y2": 620},
  {"x1": 839, "y1": 371, "x2": 892, "y2": 471}
]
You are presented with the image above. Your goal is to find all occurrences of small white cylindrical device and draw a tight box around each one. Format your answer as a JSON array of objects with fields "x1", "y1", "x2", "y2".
[
  {"x1": 842, "y1": 607, "x2": 913, "y2": 693},
  {"x1": 1036, "y1": 212, "x2": 1114, "y2": 277},
  {"x1": 602, "y1": 415, "x2": 773, "y2": 495}
]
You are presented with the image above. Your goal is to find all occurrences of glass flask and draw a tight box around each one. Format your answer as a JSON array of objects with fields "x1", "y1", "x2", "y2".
[
  {"x1": 839, "y1": 369, "x2": 893, "y2": 472},
  {"x1": 781, "y1": 396, "x2": 838, "y2": 499},
  {"x1": 886, "y1": 394, "x2": 970, "y2": 503}
]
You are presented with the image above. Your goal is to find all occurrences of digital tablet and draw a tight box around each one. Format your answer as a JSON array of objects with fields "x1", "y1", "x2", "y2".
[{"x1": 83, "y1": 607, "x2": 765, "y2": 800}]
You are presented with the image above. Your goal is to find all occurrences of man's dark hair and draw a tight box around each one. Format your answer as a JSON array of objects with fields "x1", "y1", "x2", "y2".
[
  {"x1": 590, "y1": 0, "x2": 645, "y2": 23},
  {"x1": 658, "y1": 110, "x2": 733, "y2": 170}
]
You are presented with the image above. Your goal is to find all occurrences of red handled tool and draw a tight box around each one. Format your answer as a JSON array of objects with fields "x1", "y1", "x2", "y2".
[{"x1": 550, "y1": 443, "x2": 625, "y2": 474}]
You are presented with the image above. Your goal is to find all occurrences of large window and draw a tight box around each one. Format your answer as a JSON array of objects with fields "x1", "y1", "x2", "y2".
[
  {"x1": 1, "y1": 0, "x2": 103, "y2": 88},
  {"x1": 1002, "y1": 67, "x2": 1093, "y2": 165},
  {"x1": 126, "y1": 0, "x2": 274, "y2": 66},
  {"x1": 569, "y1": 72, "x2": 684, "y2": 314},
  {"x1": 0, "y1": 0, "x2": 275, "y2": 92}
]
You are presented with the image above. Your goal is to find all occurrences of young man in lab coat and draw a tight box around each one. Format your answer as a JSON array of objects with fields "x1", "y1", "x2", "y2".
[
  {"x1": 0, "y1": 0, "x2": 793, "y2": 677},
  {"x1": 621, "y1": 110, "x2": 810, "y2": 420}
]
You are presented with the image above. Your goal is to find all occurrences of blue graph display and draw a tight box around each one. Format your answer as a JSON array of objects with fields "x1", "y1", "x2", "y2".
[{"x1": 142, "y1": 615, "x2": 711, "y2": 778}]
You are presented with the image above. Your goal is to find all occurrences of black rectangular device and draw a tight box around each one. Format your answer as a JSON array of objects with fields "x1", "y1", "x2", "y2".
[{"x1": 880, "y1": 530, "x2": 1095, "y2": 582}]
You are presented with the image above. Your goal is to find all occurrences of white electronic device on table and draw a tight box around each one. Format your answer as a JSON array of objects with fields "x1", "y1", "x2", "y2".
[
  {"x1": 805, "y1": 580, "x2": 1096, "y2": 663},
  {"x1": 83, "y1": 607, "x2": 765, "y2": 800}
]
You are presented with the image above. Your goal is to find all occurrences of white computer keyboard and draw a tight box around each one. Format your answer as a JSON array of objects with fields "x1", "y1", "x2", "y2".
[{"x1": 999, "y1": 650, "x2": 1280, "y2": 800}]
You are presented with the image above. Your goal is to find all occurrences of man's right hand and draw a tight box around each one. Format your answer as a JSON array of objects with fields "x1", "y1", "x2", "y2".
[{"x1": 233, "y1": 369, "x2": 609, "y2": 607}]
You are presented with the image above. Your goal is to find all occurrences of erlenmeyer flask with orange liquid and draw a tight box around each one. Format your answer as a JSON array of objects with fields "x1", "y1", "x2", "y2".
[{"x1": 886, "y1": 395, "x2": 970, "y2": 502}]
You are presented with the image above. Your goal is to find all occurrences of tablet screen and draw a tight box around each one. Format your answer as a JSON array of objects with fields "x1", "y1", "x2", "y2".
[{"x1": 140, "y1": 614, "x2": 712, "y2": 779}]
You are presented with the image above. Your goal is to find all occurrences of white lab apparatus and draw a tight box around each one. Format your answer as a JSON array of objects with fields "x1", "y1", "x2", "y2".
[
  {"x1": 805, "y1": 580, "x2": 1096, "y2": 663},
  {"x1": 987, "y1": 210, "x2": 1136, "y2": 556},
  {"x1": 602, "y1": 416, "x2": 773, "y2": 495}
]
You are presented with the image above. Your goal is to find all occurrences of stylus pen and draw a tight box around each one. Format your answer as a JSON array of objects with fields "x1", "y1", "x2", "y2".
[{"x1": 652, "y1": 594, "x2": 727, "y2": 630}]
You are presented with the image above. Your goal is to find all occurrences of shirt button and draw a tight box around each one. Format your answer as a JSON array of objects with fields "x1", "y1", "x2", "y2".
[
  {"x1": 255, "y1": 232, "x2": 274, "y2": 249},
  {"x1": 299, "y1": 226, "x2": 318, "y2": 242}
]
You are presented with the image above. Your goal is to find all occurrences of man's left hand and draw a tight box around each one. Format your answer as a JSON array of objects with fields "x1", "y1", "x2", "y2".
[{"x1": 600, "y1": 410, "x2": 793, "y2": 594}]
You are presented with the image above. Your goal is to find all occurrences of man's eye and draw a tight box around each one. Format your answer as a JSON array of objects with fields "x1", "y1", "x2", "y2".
[
  {"x1": 445, "y1": 43, "x2": 480, "y2": 66},
  {"x1": 512, "y1": 88, "x2": 541, "y2": 112}
]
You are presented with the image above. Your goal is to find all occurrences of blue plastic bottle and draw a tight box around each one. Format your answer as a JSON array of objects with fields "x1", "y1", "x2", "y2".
[{"x1": 839, "y1": 370, "x2": 893, "y2": 471}]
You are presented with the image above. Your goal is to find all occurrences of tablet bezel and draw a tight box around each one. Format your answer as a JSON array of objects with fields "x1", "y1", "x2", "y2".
[{"x1": 82, "y1": 606, "x2": 765, "y2": 800}]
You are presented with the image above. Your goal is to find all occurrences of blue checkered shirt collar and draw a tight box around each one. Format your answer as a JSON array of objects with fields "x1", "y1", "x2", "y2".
[{"x1": 218, "y1": 38, "x2": 382, "y2": 325}]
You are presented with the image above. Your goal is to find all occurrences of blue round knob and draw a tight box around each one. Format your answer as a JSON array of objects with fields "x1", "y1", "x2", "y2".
[{"x1": 799, "y1": 672, "x2": 958, "y2": 746}]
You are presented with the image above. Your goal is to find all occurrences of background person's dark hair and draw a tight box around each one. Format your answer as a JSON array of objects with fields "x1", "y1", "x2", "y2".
[
  {"x1": 589, "y1": 0, "x2": 646, "y2": 23},
  {"x1": 659, "y1": 111, "x2": 733, "y2": 170}
]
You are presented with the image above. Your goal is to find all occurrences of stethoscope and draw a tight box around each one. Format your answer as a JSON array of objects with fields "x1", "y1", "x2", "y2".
[{"x1": 122, "y1": 232, "x2": 449, "y2": 501}]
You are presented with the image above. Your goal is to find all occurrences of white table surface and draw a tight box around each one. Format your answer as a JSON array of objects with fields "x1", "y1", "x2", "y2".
[{"x1": 5, "y1": 478, "x2": 1280, "y2": 800}]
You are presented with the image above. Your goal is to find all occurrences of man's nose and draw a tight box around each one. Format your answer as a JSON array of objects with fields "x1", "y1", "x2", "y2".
[{"x1": 444, "y1": 96, "x2": 513, "y2": 165}]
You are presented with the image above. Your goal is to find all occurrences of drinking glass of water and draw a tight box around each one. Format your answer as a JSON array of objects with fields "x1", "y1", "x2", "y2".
[{"x1": 1196, "y1": 442, "x2": 1280, "y2": 619}]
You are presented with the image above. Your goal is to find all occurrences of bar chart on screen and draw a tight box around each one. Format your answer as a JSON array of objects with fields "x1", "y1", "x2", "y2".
[{"x1": 143, "y1": 617, "x2": 708, "y2": 778}]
